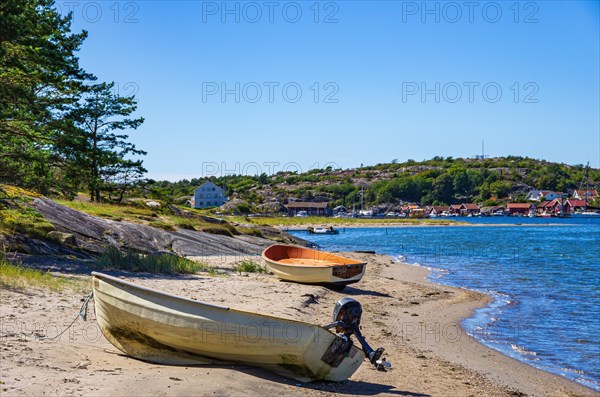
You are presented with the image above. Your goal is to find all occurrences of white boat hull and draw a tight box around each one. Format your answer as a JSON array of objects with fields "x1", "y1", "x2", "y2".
[
  {"x1": 92, "y1": 272, "x2": 365, "y2": 381},
  {"x1": 265, "y1": 260, "x2": 365, "y2": 285}
]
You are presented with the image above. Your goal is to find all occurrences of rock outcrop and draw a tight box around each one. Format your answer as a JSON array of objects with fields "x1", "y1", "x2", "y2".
[{"x1": 11, "y1": 198, "x2": 306, "y2": 257}]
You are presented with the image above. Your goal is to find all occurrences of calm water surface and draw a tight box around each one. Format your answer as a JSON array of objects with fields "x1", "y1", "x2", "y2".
[{"x1": 289, "y1": 216, "x2": 600, "y2": 390}]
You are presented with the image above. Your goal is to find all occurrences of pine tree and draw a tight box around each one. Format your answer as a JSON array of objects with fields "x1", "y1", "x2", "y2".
[
  {"x1": 0, "y1": 0, "x2": 89, "y2": 192},
  {"x1": 68, "y1": 82, "x2": 145, "y2": 202}
]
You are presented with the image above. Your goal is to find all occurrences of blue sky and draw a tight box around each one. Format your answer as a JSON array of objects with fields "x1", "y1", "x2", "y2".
[{"x1": 59, "y1": 0, "x2": 600, "y2": 180}]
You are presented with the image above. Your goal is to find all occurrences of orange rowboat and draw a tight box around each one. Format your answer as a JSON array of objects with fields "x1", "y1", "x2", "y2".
[{"x1": 262, "y1": 244, "x2": 367, "y2": 288}]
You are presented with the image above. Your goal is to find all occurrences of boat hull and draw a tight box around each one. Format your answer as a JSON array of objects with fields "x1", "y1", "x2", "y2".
[
  {"x1": 92, "y1": 272, "x2": 365, "y2": 382},
  {"x1": 262, "y1": 245, "x2": 366, "y2": 286},
  {"x1": 308, "y1": 227, "x2": 339, "y2": 235}
]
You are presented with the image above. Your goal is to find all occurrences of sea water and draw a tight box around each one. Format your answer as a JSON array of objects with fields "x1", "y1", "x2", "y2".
[{"x1": 289, "y1": 217, "x2": 600, "y2": 391}]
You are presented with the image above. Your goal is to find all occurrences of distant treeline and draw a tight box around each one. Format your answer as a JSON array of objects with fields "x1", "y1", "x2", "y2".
[
  {"x1": 0, "y1": 0, "x2": 145, "y2": 202},
  {"x1": 147, "y1": 157, "x2": 600, "y2": 208}
]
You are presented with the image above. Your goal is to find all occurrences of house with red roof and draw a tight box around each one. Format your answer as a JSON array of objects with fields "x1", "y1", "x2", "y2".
[
  {"x1": 449, "y1": 204, "x2": 462, "y2": 214},
  {"x1": 459, "y1": 203, "x2": 480, "y2": 216},
  {"x1": 285, "y1": 201, "x2": 331, "y2": 216},
  {"x1": 426, "y1": 206, "x2": 448, "y2": 216},
  {"x1": 564, "y1": 199, "x2": 587, "y2": 213},
  {"x1": 573, "y1": 189, "x2": 599, "y2": 201},
  {"x1": 506, "y1": 203, "x2": 533, "y2": 215},
  {"x1": 536, "y1": 199, "x2": 562, "y2": 215},
  {"x1": 407, "y1": 204, "x2": 425, "y2": 218}
]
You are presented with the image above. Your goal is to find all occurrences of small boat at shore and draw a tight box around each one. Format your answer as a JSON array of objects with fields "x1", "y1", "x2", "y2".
[
  {"x1": 261, "y1": 244, "x2": 366, "y2": 288},
  {"x1": 307, "y1": 226, "x2": 339, "y2": 235},
  {"x1": 92, "y1": 272, "x2": 388, "y2": 381}
]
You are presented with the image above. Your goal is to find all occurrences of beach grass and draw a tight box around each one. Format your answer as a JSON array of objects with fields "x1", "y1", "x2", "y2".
[
  {"x1": 95, "y1": 247, "x2": 219, "y2": 275},
  {"x1": 0, "y1": 255, "x2": 82, "y2": 292},
  {"x1": 232, "y1": 259, "x2": 268, "y2": 274}
]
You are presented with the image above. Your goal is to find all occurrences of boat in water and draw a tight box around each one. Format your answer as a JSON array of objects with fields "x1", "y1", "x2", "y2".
[
  {"x1": 262, "y1": 244, "x2": 366, "y2": 288},
  {"x1": 307, "y1": 226, "x2": 339, "y2": 235},
  {"x1": 91, "y1": 272, "x2": 389, "y2": 382}
]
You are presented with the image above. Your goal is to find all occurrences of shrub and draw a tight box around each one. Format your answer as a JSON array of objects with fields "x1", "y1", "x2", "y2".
[
  {"x1": 96, "y1": 247, "x2": 203, "y2": 274},
  {"x1": 236, "y1": 204, "x2": 250, "y2": 214},
  {"x1": 232, "y1": 259, "x2": 267, "y2": 274}
]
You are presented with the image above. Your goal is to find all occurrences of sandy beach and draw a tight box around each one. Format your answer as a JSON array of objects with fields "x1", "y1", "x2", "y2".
[{"x1": 1, "y1": 253, "x2": 597, "y2": 396}]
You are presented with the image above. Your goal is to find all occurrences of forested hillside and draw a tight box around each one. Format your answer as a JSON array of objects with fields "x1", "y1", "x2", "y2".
[{"x1": 148, "y1": 157, "x2": 600, "y2": 209}]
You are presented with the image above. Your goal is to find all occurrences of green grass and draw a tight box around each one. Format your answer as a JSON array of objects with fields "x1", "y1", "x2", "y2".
[
  {"x1": 200, "y1": 227, "x2": 234, "y2": 237},
  {"x1": 57, "y1": 200, "x2": 246, "y2": 237},
  {"x1": 56, "y1": 199, "x2": 156, "y2": 220},
  {"x1": 0, "y1": 207, "x2": 56, "y2": 238},
  {"x1": 148, "y1": 220, "x2": 177, "y2": 231},
  {"x1": 0, "y1": 186, "x2": 55, "y2": 238},
  {"x1": 232, "y1": 259, "x2": 268, "y2": 274},
  {"x1": 0, "y1": 255, "x2": 82, "y2": 291},
  {"x1": 237, "y1": 227, "x2": 264, "y2": 238},
  {"x1": 96, "y1": 247, "x2": 218, "y2": 275}
]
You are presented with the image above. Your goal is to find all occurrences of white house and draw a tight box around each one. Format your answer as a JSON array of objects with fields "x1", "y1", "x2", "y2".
[
  {"x1": 191, "y1": 181, "x2": 228, "y2": 209},
  {"x1": 525, "y1": 190, "x2": 545, "y2": 201},
  {"x1": 525, "y1": 190, "x2": 564, "y2": 202}
]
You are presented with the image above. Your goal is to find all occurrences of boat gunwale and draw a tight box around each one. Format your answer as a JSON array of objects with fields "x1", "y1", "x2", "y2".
[
  {"x1": 92, "y1": 271, "x2": 230, "y2": 310},
  {"x1": 92, "y1": 271, "x2": 346, "y2": 328},
  {"x1": 261, "y1": 244, "x2": 367, "y2": 269}
]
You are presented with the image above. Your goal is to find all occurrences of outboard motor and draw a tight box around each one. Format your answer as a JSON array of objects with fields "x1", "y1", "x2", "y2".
[{"x1": 324, "y1": 298, "x2": 391, "y2": 371}]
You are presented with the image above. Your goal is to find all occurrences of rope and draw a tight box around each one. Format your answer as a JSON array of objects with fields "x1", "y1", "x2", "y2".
[{"x1": 37, "y1": 292, "x2": 93, "y2": 341}]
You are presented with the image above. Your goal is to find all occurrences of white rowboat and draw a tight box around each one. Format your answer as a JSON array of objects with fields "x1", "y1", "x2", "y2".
[{"x1": 91, "y1": 272, "x2": 368, "y2": 381}]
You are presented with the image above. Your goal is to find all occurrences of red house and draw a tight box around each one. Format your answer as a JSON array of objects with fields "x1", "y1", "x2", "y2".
[
  {"x1": 537, "y1": 199, "x2": 562, "y2": 215},
  {"x1": 459, "y1": 203, "x2": 480, "y2": 216},
  {"x1": 506, "y1": 203, "x2": 533, "y2": 215},
  {"x1": 285, "y1": 202, "x2": 331, "y2": 216},
  {"x1": 449, "y1": 204, "x2": 462, "y2": 214},
  {"x1": 426, "y1": 206, "x2": 448, "y2": 216},
  {"x1": 564, "y1": 199, "x2": 587, "y2": 213}
]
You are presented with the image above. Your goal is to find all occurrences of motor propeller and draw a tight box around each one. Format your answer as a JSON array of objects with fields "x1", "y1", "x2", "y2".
[{"x1": 323, "y1": 297, "x2": 391, "y2": 371}]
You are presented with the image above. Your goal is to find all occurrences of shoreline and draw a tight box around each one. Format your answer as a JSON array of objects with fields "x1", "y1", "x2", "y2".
[
  {"x1": 278, "y1": 222, "x2": 575, "y2": 231},
  {"x1": 1, "y1": 253, "x2": 597, "y2": 396},
  {"x1": 387, "y1": 257, "x2": 598, "y2": 396}
]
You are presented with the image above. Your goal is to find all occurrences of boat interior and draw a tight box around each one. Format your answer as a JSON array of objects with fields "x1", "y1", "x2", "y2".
[{"x1": 263, "y1": 245, "x2": 365, "y2": 267}]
